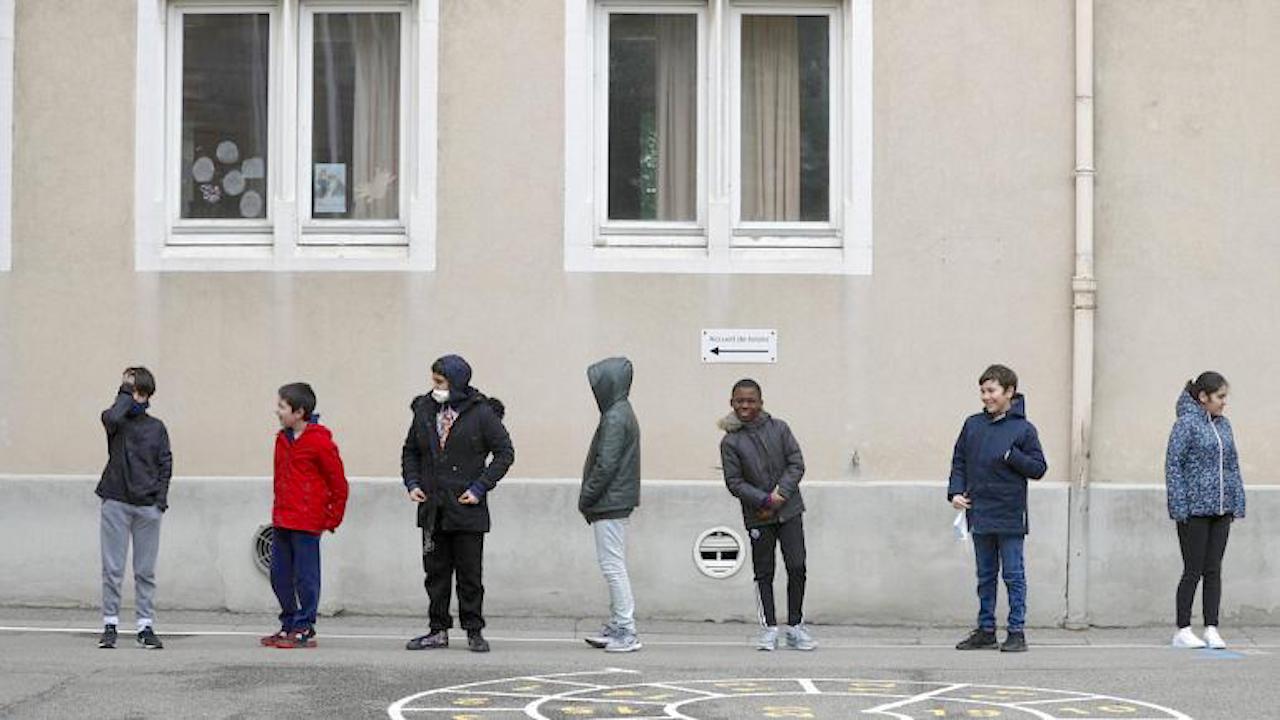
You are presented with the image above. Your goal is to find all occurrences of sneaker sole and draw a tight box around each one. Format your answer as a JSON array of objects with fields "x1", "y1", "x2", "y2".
[
  {"x1": 584, "y1": 638, "x2": 610, "y2": 649},
  {"x1": 788, "y1": 644, "x2": 817, "y2": 651},
  {"x1": 605, "y1": 644, "x2": 642, "y2": 653}
]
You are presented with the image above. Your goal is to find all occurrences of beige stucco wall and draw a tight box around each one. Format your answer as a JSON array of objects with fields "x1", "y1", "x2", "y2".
[
  {"x1": 0, "y1": 0, "x2": 1076, "y2": 484},
  {"x1": 1092, "y1": 0, "x2": 1280, "y2": 485}
]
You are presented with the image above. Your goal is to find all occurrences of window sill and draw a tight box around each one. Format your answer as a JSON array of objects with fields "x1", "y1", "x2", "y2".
[
  {"x1": 141, "y1": 241, "x2": 432, "y2": 272},
  {"x1": 565, "y1": 243, "x2": 871, "y2": 275}
]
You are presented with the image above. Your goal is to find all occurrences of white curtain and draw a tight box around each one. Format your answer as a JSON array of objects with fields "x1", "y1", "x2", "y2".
[
  {"x1": 655, "y1": 16, "x2": 697, "y2": 222},
  {"x1": 741, "y1": 16, "x2": 801, "y2": 222},
  {"x1": 352, "y1": 14, "x2": 400, "y2": 220}
]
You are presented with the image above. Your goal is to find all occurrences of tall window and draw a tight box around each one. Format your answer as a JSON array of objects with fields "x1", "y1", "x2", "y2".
[
  {"x1": 137, "y1": 0, "x2": 436, "y2": 271},
  {"x1": 566, "y1": 0, "x2": 871, "y2": 274}
]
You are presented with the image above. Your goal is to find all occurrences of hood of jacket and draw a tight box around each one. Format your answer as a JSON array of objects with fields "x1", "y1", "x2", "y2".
[{"x1": 588, "y1": 357, "x2": 633, "y2": 412}]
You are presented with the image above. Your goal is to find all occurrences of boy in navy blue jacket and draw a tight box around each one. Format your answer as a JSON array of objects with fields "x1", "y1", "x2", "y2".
[{"x1": 947, "y1": 365, "x2": 1047, "y2": 653}]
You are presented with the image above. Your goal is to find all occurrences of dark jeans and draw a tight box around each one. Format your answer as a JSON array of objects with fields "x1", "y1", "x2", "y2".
[
  {"x1": 1176, "y1": 515, "x2": 1232, "y2": 628},
  {"x1": 270, "y1": 527, "x2": 322, "y2": 632},
  {"x1": 973, "y1": 532, "x2": 1026, "y2": 632},
  {"x1": 424, "y1": 530, "x2": 486, "y2": 633},
  {"x1": 750, "y1": 515, "x2": 807, "y2": 628}
]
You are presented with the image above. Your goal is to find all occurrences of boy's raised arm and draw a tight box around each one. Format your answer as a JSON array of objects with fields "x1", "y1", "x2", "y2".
[{"x1": 101, "y1": 385, "x2": 133, "y2": 435}]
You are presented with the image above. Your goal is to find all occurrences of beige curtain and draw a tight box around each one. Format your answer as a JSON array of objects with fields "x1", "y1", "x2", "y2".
[
  {"x1": 352, "y1": 14, "x2": 400, "y2": 220},
  {"x1": 655, "y1": 16, "x2": 697, "y2": 222},
  {"x1": 741, "y1": 16, "x2": 801, "y2": 222}
]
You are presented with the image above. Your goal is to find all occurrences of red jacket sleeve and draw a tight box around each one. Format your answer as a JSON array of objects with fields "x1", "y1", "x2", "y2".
[{"x1": 319, "y1": 438, "x2": 349, "y2": 531}]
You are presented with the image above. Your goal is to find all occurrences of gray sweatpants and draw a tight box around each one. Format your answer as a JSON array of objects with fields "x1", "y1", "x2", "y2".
[
  {"x1": 100, "y1": 499, "x2": 163, "y2": 629},
  {"x1": 592, "y1": 518, "x2": 636, "y2": 635}
]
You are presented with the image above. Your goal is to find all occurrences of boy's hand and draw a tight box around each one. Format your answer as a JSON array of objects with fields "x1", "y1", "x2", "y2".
[
  {"x1": 458, "y1": 490, "x2": 480, "y2": 505},
  {"x1": 769, "y1": 489, "x2": 786, "y2": 506},
  {"x1": 121, "y1": 370, "x2": 136, "y2": 387},
  {"x1": 951, "y1": 494, "x2": 972, "y2": 510},
  {"x1": 408, "y1": 488, "x2": 427, "y2": 502}
]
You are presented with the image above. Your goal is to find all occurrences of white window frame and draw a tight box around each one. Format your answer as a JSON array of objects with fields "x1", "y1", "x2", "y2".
[
  {"x1": 298, "y1": 2, "x2": 411, "y2": 245},
  {"x1": 594, "y1": 3, "x2": 708, "y2": 248},
  {"x1": 135, "y1": 0, "x2": 438, "y2": 271},
  {"x1": 0, "y1": 0, "x2": 13, "y2": 272},
  {"x1": 729, "y1": 3, "x2": 841, "y2": 249},
  {"x1": 565, "y1": 0, "x2": 871, "y2": 274}
]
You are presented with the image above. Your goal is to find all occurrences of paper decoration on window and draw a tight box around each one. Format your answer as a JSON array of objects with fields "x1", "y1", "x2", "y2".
[
  {"x1": 216, "y1": 141, "x2": 240, "y2": 165},
  {"x1": 241, "y1": 157, "x2": 265, "y2": 179},
  {"x1": 355, "y1": 169, "x2": 398, "y2": 205},
  {"x1": 240, "y1": 190, "x2": 264, "y2": 218},
  {"x1": 222, "y1": 170, "x2": 246, "y2": 197},
  {"x1": 314, "y1": 163, "x2": 348, "y2": 214},
  {"x1": 200, "y1": 184, "x2": 223, "y2": 204},
  {"x1": 192, "y1": 157, "x2": 215, "y2": 183}
]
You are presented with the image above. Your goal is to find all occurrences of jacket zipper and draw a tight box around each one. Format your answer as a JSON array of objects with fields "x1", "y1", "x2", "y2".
[{"x1": 1208, "y1": 413, "x2": 1225, "y2": 515}]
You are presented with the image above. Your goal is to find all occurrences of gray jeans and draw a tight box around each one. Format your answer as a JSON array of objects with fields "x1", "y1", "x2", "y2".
[
  {"x1": 100, "y1": 499, "x2": 163, "y2": 628},
  {"x1": 592, "y1": 518, "x2": 636, "y2": 634}
]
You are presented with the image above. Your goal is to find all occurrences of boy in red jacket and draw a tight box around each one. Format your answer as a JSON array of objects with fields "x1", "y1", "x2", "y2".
[{"x1": 261, "y1": 383, "x2": 349, "y2": 649}]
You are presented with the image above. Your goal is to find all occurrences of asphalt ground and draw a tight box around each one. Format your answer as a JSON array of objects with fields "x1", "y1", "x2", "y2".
[{"x1": 0, "y1": 608, "x2": 1275, "y2": 719}]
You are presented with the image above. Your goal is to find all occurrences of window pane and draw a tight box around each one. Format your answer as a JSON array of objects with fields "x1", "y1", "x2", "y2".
[
  {"x1": 181, "y1": 14, "x2": 270, "y2": 220},
  {"x1": 740, "y1": 15, "x2": 829, "y2": 222},
  {"x1": 608, "y1": 14, "x2": 697, "y2": 222},
  {"x1": 312, "y1": 13, "x2": 401, "y2": 220}
]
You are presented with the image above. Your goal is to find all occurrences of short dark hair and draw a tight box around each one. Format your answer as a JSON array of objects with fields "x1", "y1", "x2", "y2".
[
  {"x1": 129, "y1": 367, "x2": 156, "y2": 398},
  {"x1": 1186, "y1": 371, "x2": 1228, "y2": 400},
  {"x1": 979, "y1": 364, "x2": 1018, "y2": 393},
  {"x1": 278, "y1": 382, "x2": 317, "y2": 417},
  {"x1": 731, "y1": 378, "x2": 762, "y2": 398}
]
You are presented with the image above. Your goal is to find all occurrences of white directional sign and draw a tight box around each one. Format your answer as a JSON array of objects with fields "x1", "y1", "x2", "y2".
[{"x1": 701, "y1": 329, "x2": 777, "y2": 364}]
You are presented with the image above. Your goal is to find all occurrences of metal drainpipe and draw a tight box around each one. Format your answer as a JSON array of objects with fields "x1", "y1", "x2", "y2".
[{"x1": 1066, "y1": 0, "x2": 1097, "y2": 630}]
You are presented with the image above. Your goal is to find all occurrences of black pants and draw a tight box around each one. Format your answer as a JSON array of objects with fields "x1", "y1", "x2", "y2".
[
  {"x1": 750, "y1": 515, "x2": 807, "y2": 628},
  {"x1": 1176, "y1": 515, "x2": 1232, "y2": 628},
  {"x1": 423, "y1": 530, "x2": 486, "y2": 633}
]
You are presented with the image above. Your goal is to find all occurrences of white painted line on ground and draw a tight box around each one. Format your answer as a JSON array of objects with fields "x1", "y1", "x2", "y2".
[
  {"x1": 2, "y1": 624, "x2": 1273, "y2": 654},
  {"x1": 797, "y1": 678, "x2": 821, "y2": 694},
  {"x1": 865, "y1": 683, "x2": 970, "y2": 719}
]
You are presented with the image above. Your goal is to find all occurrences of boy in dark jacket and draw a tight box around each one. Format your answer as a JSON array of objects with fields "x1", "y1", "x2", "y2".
[
  {"x1": 96, "y1": 367, "x2": 172, "y2": 650},
  {"x1": 579, "y1": 357, "x2": 642, "y2": 653},
  {"x1": 719, "y1": 379, "x2": 814, "y2": 652},
  {"x1": 261, "y1": 383, "x2": 349, "y2": 650},
  {"x1": 948, "y1": 365, "x2": 1048, "y2": 653},
  {"x1": 402, "y1": 355, "x2": 514, "y2": 653}
]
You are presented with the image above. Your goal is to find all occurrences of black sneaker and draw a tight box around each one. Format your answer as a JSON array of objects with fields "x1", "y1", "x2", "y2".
[
  {"x1": 98, "y1": 624, "x2": 117, "y2": 649},
  {"x1": 955, "y1": 628, "x2": 998, "y2": 650},
  {"x1": 136, "y1": 627, "x2": 164, "y2": 650},
  {"x1": 1001, "y1": 631, "x2": 1028, "y2": 653},
  {"x1": 467, "y1": 630, "x2": 490, "y2": 653},
  {"x1": 406, "y1": 630, "x2": 449, "y2": 650}
]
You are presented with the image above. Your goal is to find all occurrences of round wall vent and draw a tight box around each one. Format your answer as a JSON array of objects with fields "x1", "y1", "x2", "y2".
[
  {"x1": 693, "y1": 526, "x2": 746, "y2": 579},
  {"x1": 253, "y1": 525, "x2": 273, "y2": 576}
]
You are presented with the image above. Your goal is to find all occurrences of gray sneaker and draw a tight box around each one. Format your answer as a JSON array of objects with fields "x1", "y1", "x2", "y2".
[
  {"x1": 584, "y1": 624, "x2": 617, "y2": 649},
  {"x1": 756, "y1": 626, "x2": 779, "y2": 651},
  {"x1": 604, "y1": 632, "x2": 642, "y2": 653},
  {"x1": 786, "y1": 624, "x2": 816, "y2": 651}
]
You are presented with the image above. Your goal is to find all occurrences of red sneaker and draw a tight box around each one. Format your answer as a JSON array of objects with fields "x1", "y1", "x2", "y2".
[
  {"x1": 260, "y1": 629, "x2": 288, "y2": 647},
  {"x1": 273, "y1": 628, "x2": 317, "y2": 649}
]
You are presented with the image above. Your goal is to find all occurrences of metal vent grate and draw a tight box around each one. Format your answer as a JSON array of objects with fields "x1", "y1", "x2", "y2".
[
  {"x1": 253, "y1": 525, "x2": 273, "y2": 576},
  {"x1": 694, "y1": 527, "x2": 745, "y2": 579}
]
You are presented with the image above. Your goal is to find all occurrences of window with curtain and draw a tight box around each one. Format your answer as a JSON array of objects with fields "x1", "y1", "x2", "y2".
[
  {"x1": 740, "y1": 14, "x2": 829, "y2": 224},
  {"x1": 607, "y1": 13, "x2": 697, "y2": 223},
  {"x1": 180, "y1": 13, "x2": 270, "y2": 221},
  {"x1": 311, "y1": 12, "x2": 401, "y2": 221}
]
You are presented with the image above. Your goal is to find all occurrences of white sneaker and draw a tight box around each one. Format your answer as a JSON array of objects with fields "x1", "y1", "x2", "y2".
[
  {"x1": 756, "y1": 626, "x2": 779, "y2": 651},
  {"x1": 1172, "y1": 627, "x2": 1207, "y2": 649},
  {"x1": 1203, "y1": 626, "x2": 1227, "y2": 650}
]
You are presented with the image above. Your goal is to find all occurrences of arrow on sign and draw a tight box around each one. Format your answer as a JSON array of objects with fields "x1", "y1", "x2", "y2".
[{"x1": 710, "y1": 347, "x2": 770, "y2": 356}]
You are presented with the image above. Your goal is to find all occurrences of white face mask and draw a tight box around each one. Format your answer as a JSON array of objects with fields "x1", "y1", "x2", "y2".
[{"x1": 431, "y1": 388, "x2": 450, "y2": 404}]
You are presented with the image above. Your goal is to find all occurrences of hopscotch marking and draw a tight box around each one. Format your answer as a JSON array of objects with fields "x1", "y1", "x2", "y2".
[{"x1": 390, "y1": 674, "x2": 1194, "y2": 720}]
